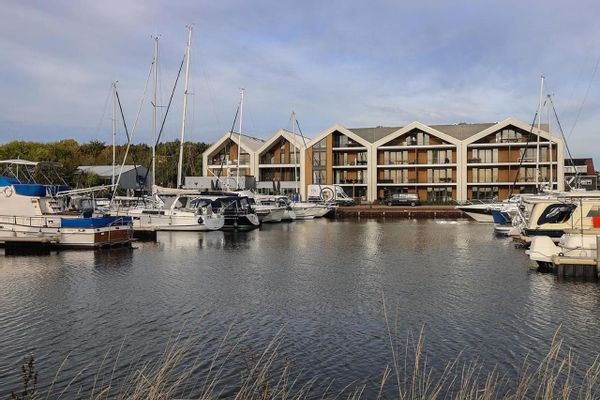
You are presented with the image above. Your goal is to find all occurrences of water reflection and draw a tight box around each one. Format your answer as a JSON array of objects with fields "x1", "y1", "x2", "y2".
[{"x1": 1, "y1": 219, "x2": 600, "y2": 397}]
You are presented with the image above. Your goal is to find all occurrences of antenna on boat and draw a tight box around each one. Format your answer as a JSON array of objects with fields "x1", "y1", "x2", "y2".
[
  {"x1": 535, "y1": 75, "x2": 544, "y2": 191},
  {"x1": 151, "y1": 35, "x2": 160, "y2": 193},
  {"x1": 236, "y1": 88, "x2": 245, "y2": 189},
  {"x1": 177, "y1": 24, "x2": 193, "y2": 189}
]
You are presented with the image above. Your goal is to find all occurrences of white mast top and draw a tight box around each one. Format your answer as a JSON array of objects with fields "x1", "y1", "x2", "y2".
[
  {"x1": 177, "y1": 25, "x2": 193, "y2": 189},
  {"x1": 535, "y1": 74, "x2": 544, "y2": 191},
  {"x1": 236, "y1": 88, "x2": 245, "y2": 189},
  {"x1": 152, "y1": 36, "x2": 159, "y2": 192},
  {"x1": 111, "y1": 81, "x2": 117, "y2": 186}
]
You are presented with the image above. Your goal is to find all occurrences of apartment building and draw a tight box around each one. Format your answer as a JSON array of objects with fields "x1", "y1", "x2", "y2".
[
  {"x1": 201, "y1": 117, "x2": 564, "y2": 202},
  {"x1": 255, "y1": 129, "x2": 309, "y2": 195},
  {"x1": 202, "y1": 132, "x2": 265, "y2": 186}
]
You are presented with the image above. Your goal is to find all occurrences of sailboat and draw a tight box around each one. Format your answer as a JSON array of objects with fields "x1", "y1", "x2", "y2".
[{"x1": 114, "y1": 26, "x2": 224, "y2": 232}]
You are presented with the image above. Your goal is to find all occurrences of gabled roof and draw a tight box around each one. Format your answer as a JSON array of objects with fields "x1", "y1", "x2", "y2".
[
  {"x1": 307, "y1": 124, "x2": 374, "y2": 148},
  {"x1": 256, "y1": 129, "x2": 311, "y2": 155},
  {"x1": 204, "y1": 131, "x2": 266, "y2": 158},
  {"x1": 372, "y1": 121, "x2": 463, "y2": 147},
  {"x1": 78, "y1": 165, "x2": 147, "y2": 177},
  {"x1": 462, "y1": 118, "x2": 558, "y2": 145}
]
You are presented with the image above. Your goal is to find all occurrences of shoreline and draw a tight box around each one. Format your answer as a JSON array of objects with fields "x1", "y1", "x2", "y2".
[{"x1": 332, "y1": 205, "x2": 467, "y2": 219}]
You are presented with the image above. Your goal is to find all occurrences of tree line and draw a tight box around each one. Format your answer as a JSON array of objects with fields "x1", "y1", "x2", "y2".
[{"x1": 0, "y1": 139, "x2": 210, "y2": 188}]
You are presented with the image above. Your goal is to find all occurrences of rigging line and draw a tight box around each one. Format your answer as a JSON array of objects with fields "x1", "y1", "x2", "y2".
[
  {"x1": 117, "y1": 56, "x2": 153, "y2": 191},
  {"x1": 508, "y1": 106, "x2": 542, "y2": 198},
  {"x1": 568, "y1": 50, "x2": 600, "y2": 139},
  {"x1": 217, "y1": 104, "x2": 240, "y2": 181},
  {"x1": 92, "y1": 83, "x2": 113, "y2": 140},
  {"x1": 549, "y1": 96, "x2": 578, "y2": 188},
  {"x1": 142, "y1": 54, "x2": 186, "y2": 186},
  {"x1": 110, "y1": 89, "x2": 134, "y2": 206}
]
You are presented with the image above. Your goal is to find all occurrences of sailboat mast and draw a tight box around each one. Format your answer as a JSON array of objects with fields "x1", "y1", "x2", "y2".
[
  {"x1": 111, "y1": 81, "x2": 117, "y2": 186},
  {"x1": 535, "y1": 75, "x2": 544, "y2": 191},
  {"x1": 236, "y1": 88, "x2": 244, "y2": 188},
  {"x1": 152, "y1": 36, "x2": 159, "y2": 192},
  {"x1": 177, "y1": 25, "x2": 193, "y2": 189},
  {"x1": 292, "y1": 111, "x2": 298, "y2": 194},
  {"x1": 547, "y1": 94, "x2": 553, "y2": 188}
]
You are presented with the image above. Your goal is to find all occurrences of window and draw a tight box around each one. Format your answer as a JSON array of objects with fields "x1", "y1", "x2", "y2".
[
  {"x1": 380, "y1": 169, "x2": 408, "y2": 184},
  {"x1": 495, "y1": 128, "x2": 523, "y2": 143},
  {"x1": 314, "y1": 151, "x2": 327, "y2": 167},
  {"x1": 427, "y1": 187, "x2": 453, "y2": 202},
  {"x1": 537, "y1": 204, "x2": 576, "y2": 225},
  {"x1": 471, "y1": 186, "x2": 499, "y2": 200},
  {"x1": 314, "y1": 170, "x2": 327, "y2": 184},
  {"x1": 427, "y1": 149, "x2": 452, "y2": 164},
  {"x1": 471, "y1": 148, "x2": 498, "y2": 163},
  {"x1": 427, "y1": 168, "x2": 453, "y2": 183},
  {"x1": 472, "y1": 168, "x2": 498, "y2": 183},
  {"x1": 280, "y1": 143, "x2": 286, "y2": 164}
]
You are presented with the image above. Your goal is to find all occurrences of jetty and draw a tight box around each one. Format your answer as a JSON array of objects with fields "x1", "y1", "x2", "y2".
[{"x1": 333, "y1": 205, "x2": 466, "y2": 219}]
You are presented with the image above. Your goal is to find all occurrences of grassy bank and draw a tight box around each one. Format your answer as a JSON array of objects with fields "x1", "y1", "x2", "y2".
[{"x1": 9, "y1": 324, "x2": 600, "y2": 399}]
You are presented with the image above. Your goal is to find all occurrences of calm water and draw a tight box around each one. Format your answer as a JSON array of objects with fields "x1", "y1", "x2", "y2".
[{"x1": 1, "y1": 219, "x2": 600, "y2": 397}]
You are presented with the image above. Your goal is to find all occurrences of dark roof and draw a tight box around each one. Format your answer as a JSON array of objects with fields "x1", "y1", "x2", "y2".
[
  {"x1": 429, "y1": 123, "x2": 496, "y2": 140},
  {"x1": 348, "y1": 127, "x2": 401, "y2": 143},
  {"x1": 348, "y1": 122, "x2": 550, "y2": 143}
]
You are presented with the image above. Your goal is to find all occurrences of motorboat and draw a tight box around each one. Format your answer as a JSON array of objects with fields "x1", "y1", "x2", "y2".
[
  {"x1": 199, "y1": 195, "x2": 260, "y2": 230},
  {"x1": 519, "y1": 192, "x2": 600, "y2": 243},
  {"x1": 527, "y1": 229, "x2": 599, "y2": 268},
  {"x1": 0, "y1": 160, "x2": 133, "y2": 249}
]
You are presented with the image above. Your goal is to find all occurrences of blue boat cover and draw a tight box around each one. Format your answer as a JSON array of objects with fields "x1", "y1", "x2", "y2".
[
  {"x1": 60, "y1": 216, "x2": 132, "y2": 228},
  {"x1": 14, "y1": 184, "x2": 47, "y2": 197},
  {"x1": 0, "y1": 176, "x2": 20, "y2": 186}
]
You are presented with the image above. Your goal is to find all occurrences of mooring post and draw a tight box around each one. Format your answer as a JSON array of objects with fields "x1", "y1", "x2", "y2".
[{"x1": 596, "y1": 235, "x2": 600, "y2": 279}]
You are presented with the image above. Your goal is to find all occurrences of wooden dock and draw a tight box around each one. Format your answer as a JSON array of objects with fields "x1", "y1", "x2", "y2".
[{"x1": 333, "y1": 205, "x2": 467, "y2": 219}]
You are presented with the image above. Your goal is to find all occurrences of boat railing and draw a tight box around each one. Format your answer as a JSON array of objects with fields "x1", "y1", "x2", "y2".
[{"x1": 0, "y1": 214, "x2": 61, "y2": 228}]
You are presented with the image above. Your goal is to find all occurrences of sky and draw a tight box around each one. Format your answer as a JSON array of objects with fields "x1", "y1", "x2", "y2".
[{"x1": 1, "y1": 0, "x2": 599, "y2": 165}]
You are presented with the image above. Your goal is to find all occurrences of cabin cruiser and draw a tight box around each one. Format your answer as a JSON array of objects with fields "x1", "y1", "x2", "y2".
[
  {"x1": 0, "y1": 160, "x2": 133, "y2": 249},
  {"x1": 517, "y1": 192, "x2": 600, "y2": 245},
  {"x1": 252, "y1": 195, "x2": 290, "y2": 223},
  {"x1": 112, "y1": 187, "x2": 224, "y2": 232},
  {"x1": 197, "y1": 195, "x2": 260, "y2": 230}
]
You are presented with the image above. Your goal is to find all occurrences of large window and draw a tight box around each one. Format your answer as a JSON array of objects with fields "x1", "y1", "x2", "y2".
[
  {"x1": 314, "y1": 170, "x2": 327, "y2": 184},
  {"x1": 427, "y1": 149, "x2": 453, "y2": 164},
  {"x1": 314, "y1": 151, "x2": 327, "y2": 167},
  {"x1": 400, "y1": 130, "x2": 431, "y2": 146},
  {"x1": 426, "y1": 168, "x2": 453, "y2": 183},
  {"x1": 380, "y1": 169, "x2": 408, "y2": 184},
  {"x1": 333, "y1": 133, "x2": 361, "y2": 148},
  {"x1": 427, "y1": 187, "x2": 453, "y2": 203},
  {"x1": 471, "y1": 186, "x2": 499, "y2": 200},
  {"x1": 495, "y1": 128, "x2": 523, "y2": 143},
  {"x1": 472, "y1": 168, "x2": 499, "y2": 183},
  {"x1": 470, "y1": 148, "x2": 498, "y2": 163},
  {"x1": 382, "y1": 150, "x2": 409, "y2": 165}
]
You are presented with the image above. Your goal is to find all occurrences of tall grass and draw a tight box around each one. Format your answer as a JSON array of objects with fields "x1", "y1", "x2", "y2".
[{"x1": 9, "y1": 314, "x2": 600, "y2": 399}]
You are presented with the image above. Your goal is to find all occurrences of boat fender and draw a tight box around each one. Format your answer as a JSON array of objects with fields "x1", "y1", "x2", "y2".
[
  {"x1": 3, "y1": 186, "x2": 14, "y2": 197},
  {"x1": 197, "y1": 216, "x2": 204, "y2": 224}
]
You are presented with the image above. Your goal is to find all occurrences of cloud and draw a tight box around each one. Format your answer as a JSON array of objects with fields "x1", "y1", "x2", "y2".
[{"x1": 0, "y1": 0, "x2": 599, "y2": 165}]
